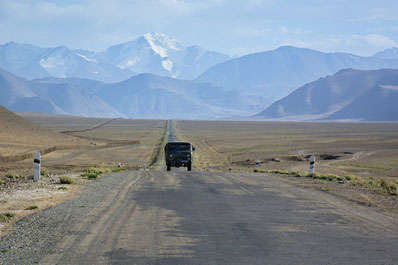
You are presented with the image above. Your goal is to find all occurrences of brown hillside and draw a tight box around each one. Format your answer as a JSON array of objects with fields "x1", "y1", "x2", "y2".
[{"x1": 0, "y1": 105, "x2": 93, "y2": 156}]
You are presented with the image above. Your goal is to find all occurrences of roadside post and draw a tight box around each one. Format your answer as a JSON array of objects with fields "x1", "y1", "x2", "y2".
[
  {"x1": 309, "y1": 155, "x2": 315, "y2": 175},
  {"x1": 255, "y1": 160, "x2": 260, "y2": 167},
  {"x1": 34, "y1": 152, "x2": 41, "y2": 182}
]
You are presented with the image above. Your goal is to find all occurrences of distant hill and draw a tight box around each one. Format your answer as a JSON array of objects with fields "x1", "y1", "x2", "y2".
[
  {"x1": 373, "y1": 47, "x2": 398, "y2": 60},
  {"x1": 196, "y1": 46, "x2": 398, "y2": 104},
  {"x1": 0, "y1": 105, "x2": 89, "y2": 154},
  {"x1": 96, "y1": 73, "x2": 265, "y2": 119},
  {"x1": 326, "y1": 85, "x2": 398, "y2": 121},
  {"x1": 0, "y1": 105, "x2": 54, "y2": 137},
  {"x1": 0, "y1": 68, "x2": 36, "y2": 106},
  {"x1": 0, "y1": 68, "x2": 125, "y2": 117},
  {"x1": 255, "y1": 69, "x2": 398, "y2": 121}
]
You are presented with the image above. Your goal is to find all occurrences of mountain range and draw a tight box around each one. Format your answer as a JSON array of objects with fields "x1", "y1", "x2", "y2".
[
  {"x1": 256, "y1": 68, "x2": 398, "y2": 121},
  {"x1": 196, "y1": 46, "x2": 398, "y2": 104},
  {"x1": 0, "y1": 68, "x2": 263, "y2": 119},
  {"x1": 1, "y1": 33, "x2": 398, "y2": 121},
  {"x1": 0, "y1": 33, "x2": 230, "y2": 82}
]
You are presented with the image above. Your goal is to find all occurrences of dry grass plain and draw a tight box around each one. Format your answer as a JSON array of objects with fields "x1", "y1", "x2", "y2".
[
  {"x1": 17, "y1": 114, "x2": 166, "y2": 173},
  {"x1": 0, "y1": 108, "x2": 166, "y2": 192},
  {"x1": 175, "y1": 120, "x2": 398, "y2": 199}
]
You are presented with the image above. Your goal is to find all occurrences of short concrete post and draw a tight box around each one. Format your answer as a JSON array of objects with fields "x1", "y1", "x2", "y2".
[
  {"x1": 309, "y1": 155, "x2": 315, "y2": 175},
  {"x1": 255, "y1": 160, "x2": 260, "y2": 167},
  {"x1": 34, "y1": 152, "x2": 41, "y2": 182}
]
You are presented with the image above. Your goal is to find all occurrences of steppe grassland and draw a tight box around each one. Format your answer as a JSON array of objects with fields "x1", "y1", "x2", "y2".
[{"x1": 175, "y1": 120, "x2": 398, "y2": 182}]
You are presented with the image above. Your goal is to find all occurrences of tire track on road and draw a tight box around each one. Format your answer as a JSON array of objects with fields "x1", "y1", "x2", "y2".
[{"x1": 42, "y1": 171, "x2": 144, "y2": 264}]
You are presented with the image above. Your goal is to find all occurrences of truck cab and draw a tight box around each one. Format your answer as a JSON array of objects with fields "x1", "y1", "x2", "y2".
[{"x1": 164, "y1": 141, "x2": 195, "y2": 171}]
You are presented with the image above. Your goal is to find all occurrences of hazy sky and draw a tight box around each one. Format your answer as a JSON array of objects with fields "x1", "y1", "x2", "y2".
[{"x1": 1, "y1": 0, "x2": 397, "y2": 56}]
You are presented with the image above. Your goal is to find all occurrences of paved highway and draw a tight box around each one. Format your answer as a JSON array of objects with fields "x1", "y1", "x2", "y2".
[{"x1": 29, "y1": 170, "x2": 397, "y2": 265}]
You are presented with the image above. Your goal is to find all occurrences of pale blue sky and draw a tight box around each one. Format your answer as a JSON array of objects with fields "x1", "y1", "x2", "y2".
[{"x1": 1, "y1": 0, "x2": 397, "y2": 56}]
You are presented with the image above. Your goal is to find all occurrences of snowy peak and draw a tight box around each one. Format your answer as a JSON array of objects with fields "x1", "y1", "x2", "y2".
[
  {"x1": 96, "y1": 33, "x2": 230, "y2": 79},
  {"x1": 143, "y1": 32, "x2": 183, "y2": 57}
]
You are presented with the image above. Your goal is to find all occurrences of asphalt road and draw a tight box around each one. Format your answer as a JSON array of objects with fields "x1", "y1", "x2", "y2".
[
  {"x1": 167, "y1": 120, "x2": 175, "y2": 142},
  {"x1": 36, "y1": 171, "x2": 398, "y2": 264},
  {"x1": 1, "y1": 120, "x2": 398, "y2": 264},
  {"x1": 1, "y1": 171, "x2": 398, "y2": 264}
]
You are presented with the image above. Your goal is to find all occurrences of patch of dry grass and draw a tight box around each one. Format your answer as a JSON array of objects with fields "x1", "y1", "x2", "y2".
[
  {"x1": 59, "y1": 176, "x2": 74, "y2": 184},
  {"x1": 1, "y1": 114, "x2": 166, "y2": 178},
  {"x1": 254, "y1": 168, "x2": 397, "y2": 196}
]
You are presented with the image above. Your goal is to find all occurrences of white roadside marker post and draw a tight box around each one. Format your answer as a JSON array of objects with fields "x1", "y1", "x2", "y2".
[
  {"x1": 34, "y1": 152, "x2": 41, "y2": 182},
  {"x1": 309, "y1": 155, "x2": 315, "y2": 175},
  {"x1": 255, "y1": 160, "x2": 260, "y2": 167}
]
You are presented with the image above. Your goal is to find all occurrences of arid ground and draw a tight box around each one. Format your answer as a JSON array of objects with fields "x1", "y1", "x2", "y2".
[
  {"x1": 175, "y1": 120, "x2": 398, "y2": 211},
  {"x1": 175, "y1": 120, "x2": 398, "y2": 178}
]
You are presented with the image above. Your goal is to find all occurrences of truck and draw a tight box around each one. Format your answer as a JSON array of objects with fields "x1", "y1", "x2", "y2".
[{"x1": 164, "y1": 141, "x2": 195, "y2": 171}]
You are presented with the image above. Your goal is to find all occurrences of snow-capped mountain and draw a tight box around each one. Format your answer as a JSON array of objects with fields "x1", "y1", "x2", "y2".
[
  {"x1": 0, "y1": 42, "x2": 133, "y2": 82},
  {"x1": 0, "y1": 34, "x2": 230, "y2": 81},
  {"x1": 35, "y1": 46, "x2": 133, "y2": 82},
  {"x1": 96, "y1": 33, "x2": 231, "y2": 79}
]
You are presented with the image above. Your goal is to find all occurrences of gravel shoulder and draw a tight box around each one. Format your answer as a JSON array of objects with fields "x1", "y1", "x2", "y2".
[{"x1": 0, "y1": 170, "x2": 139, "y2": 264}]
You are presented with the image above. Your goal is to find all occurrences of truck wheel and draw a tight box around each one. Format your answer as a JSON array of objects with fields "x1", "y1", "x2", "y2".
[
  {"x1": 167, "y1": 164, "x2": 171, "y2": 171},
  {"x1": 187, "y1": 163, "x2": 192, "y2": 171}
]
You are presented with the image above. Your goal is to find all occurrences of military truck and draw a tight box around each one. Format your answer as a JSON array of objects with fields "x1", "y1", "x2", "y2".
[{"x1": 164, "y1": 141, "x2": 195, "y2": 171}]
